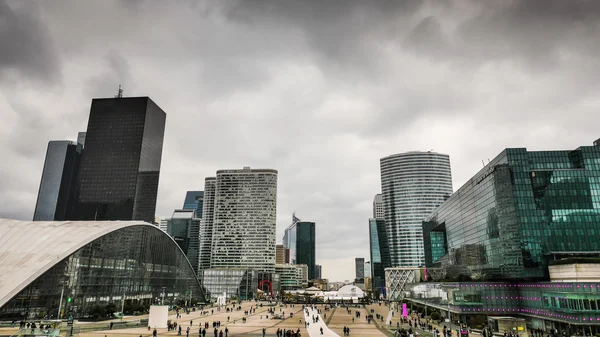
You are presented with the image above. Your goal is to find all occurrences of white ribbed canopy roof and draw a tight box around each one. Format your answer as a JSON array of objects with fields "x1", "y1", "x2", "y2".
[{"x1": 0, "y1": 219, "x2": 152, "y2": 308}]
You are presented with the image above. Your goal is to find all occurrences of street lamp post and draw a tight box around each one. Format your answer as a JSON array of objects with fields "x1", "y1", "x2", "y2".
[
  {"x1": 57, "y1": 283, "x2": 65, "y2": 319},
  {"x1": 421, "y1": 291, "x2": 427, "y2": 318},
  {"x1": 120, "y1": 289, "x2": 126, "y2": 321}
]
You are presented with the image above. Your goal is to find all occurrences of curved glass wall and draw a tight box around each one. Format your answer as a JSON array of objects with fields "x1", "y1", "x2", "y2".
[{"x1": 0, "y1": 225, "x2": 204, "y2": 320}]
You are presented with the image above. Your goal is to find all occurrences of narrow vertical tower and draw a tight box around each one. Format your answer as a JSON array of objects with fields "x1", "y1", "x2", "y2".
[
  {"x1": 33, "y1": 140, "x2": 82, "y2": 221},
  {"x1": 380, "y1": 151, "x2": 452, "y2": 267},
  {"x1": 373, "y1": 193, "x2": 384, "y2": 219},
  {"x1": 295, "y1": 221, "x2": 316, "y2": 279},
  {"x1": 198, "y1": 177, "x2": 216, "y2": 273}
]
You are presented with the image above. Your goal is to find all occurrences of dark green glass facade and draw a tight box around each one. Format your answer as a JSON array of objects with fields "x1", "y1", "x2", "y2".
[
  {"x1": 423, "y1": 146, "x2": 600, "y2": 280},
  {"x1": 295, "y1": 222, "x2": 316, "y2": 280},
  {"x1": 369, "y1": 218, "x2": 391, "y2": 297}
]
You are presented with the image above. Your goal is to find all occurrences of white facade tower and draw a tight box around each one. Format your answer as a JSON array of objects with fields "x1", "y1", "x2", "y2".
[
  {"x1": 210, "y1": 167, "x2": 278, "y2": 272},
  {"x1": 380, "y1": 151, "x2": 452, "y2": 267}
]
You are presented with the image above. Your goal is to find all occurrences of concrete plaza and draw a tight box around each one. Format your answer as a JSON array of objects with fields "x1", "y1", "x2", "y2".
[
  {"x1": 73, "y1": 302, "x2": 390, "y2": 337},
  {"x1": 81, "y1": 301, "x2": 304, "y2": 337}
]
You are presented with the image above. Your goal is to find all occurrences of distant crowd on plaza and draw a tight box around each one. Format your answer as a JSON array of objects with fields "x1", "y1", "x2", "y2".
[{"x1": 14, "y1": 321, "x2": 56, "y2": 332}]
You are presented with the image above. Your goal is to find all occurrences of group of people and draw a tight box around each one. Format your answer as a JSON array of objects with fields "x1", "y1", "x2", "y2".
[
  {"x1": 275, "y1": 327, "x2": 301, "y2": 336},
  {"x1": 15, "y1": 321, "x2": 54, "y2": 332}
]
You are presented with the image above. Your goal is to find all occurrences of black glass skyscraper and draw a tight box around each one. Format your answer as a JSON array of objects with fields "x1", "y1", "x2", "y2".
[
  {"x1": 70, "y1": 97, "x2": 166, "y2": 223},
  {"x1": 295, "y1": 221, "x2": 316, "y2": 280}
]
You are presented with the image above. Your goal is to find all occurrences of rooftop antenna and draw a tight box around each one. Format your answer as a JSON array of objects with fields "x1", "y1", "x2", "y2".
[
  {"x1": 482, "y1": 160, "x2": 485, "y2": 167},
  {"x1": 115, "y1": 85, "x2": 123, "y2": 98}
]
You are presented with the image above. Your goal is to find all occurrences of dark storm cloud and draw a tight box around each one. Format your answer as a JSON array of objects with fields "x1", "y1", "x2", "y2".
[
  {"x1": 0, "y1": 1, "x2": 61, "y2": 84},
  {"x1": 455, "y1": 0, "x2": 600, "y2": 70},
  {"x1": 221, "y1": 0, "x2": 424, "y2": 79},
  {"x1": 1, "y1": 0, "x2": 600, "y2": 280}
]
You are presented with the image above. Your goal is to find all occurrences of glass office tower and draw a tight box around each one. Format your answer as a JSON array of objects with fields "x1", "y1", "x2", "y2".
[
  {"x1": 295, "y1": 221, "x2": 316, "y2": 280},
  {"x1": 282, "y1": 213, "x2": 300, "y2": 264},
  {"x1": 369, "y1": 218, "x2": 391, "y2": 297},
  {"x1": 355, "y1": 258, "x2": 365, "y2": 281},
  {"x1": 33, "y1": 141, "x2": 81, "y2": 221},
  {"x1": 199, "y1": 178, "x2": 216, "y2": 273},
  {"x1": 166, "y1": 209, "x2": 201, "y2": 277},
  {"x1": 423, "y1": 146, "x2": 600, "y2": 281},
  {"x1": 380, "y1": 151, "x2": 453, "y2": 267},
  {"x1": 70, "y1": 97, "x2": 166, "y2": 224},
  {"x1": 183, "y1": 191, "x2": 204, "y2": 218}
]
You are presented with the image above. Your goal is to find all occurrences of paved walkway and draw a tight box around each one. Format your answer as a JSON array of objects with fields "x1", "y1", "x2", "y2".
[
  {"x1": 385, "y1": 310, "x2": 393, "y2": 325},
  {"x1": 79, "y1": 301, "x2": 307, "y2": 337},
  {"x1": 303, "y1": 307, "x2": 339, "y2": 337}
]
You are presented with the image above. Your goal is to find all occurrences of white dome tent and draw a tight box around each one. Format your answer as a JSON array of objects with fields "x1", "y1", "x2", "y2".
[{"x1": 323, "y1": 285, "x2": 365, "y2": 303}]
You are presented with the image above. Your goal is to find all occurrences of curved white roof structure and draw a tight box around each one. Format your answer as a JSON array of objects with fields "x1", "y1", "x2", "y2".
[
  {"x1": 0, "y1": 219, "x2": 156, "y2": 308},
  {"x1": 335, "y1": 285, "x2": 365, "y2": 298}
]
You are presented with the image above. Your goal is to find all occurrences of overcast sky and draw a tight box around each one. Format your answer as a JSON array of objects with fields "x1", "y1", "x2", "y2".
[{"x1": 1, "y1": 0, "x2": 600, "y2": 282}]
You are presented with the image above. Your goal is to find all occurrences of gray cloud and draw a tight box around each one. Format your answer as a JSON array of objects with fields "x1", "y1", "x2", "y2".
[
  {"x1": 0, "y1": 1, "x2": 61, "y2": 84},
  {"x1": 1, "y1": 0, "x2": 600, "y2": 281},
  {"x1": 86, "y1": 50, "x2": 135, "y2": 98}
]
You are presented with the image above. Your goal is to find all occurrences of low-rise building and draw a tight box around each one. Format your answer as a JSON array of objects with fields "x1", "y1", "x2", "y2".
[
  {"x1": 275, "y1": 264, "x2": 307, "y2": 290},
  {"x1": 0, "y1": 219, "x2": 204, "y2": 320}
]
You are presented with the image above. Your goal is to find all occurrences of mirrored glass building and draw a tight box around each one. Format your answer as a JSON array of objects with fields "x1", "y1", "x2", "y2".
[
  {"x1": 0, "y1": 219, "x2": 204, "y2": 320},
  {"x1": 182, "y1": 191, "x2": 204, "y2": 218},
  {"x1": 295, "y1": 221, "x2": 316, "y2": 280},
  {"x1": 423, "y1": 146, "x2": 600, "y2": 281},
  {"x1": 369, "y1": 218, "x2": 391, "y2": 298},
  {"x1": 33, "y1": 141, "x2": 81, "y2": 221},
  {"x1": 166, "y1": 209, "x2": 201, "y2": 277}
]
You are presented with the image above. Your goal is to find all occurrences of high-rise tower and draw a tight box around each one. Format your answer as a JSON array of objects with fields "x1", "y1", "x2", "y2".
[
  {"x1": 70, "y1": 97, "x2": 166, "y2": 223},
  {"x1": 295, "y1": 221, "x2": 316, "y2": 280},
  {"x1": 198, "y1": 177, "x2": 216, "y2": 273},
  {"x1": 166, "y1": 209, "x2": 201, "y2": 276},
  {"x1": 355, "y1": 257, "x2": 365, "y2": 281},
  {"x1": 210, "y1": 167, "x2": 278, "y2": 272},
  {"x1": 33, "y1": 139, "x2": 83, "y2": 221},
  {"x1": 380, "y1": 151, "x2": 452, "y2": 267},
  {"x1": 373, "y1": 193, "x2": 384, "y2": 219}
]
